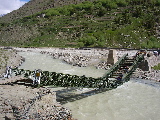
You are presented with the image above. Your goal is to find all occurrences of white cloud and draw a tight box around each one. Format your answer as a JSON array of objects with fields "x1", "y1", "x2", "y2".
[{"x1": 0, "y1": 0, "x2": 27, "y2": 14}]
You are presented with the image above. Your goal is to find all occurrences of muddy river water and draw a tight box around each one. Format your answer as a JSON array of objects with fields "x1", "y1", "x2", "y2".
[{"x1": 18, "y1": 51, "x2": 160, "y2": 120}]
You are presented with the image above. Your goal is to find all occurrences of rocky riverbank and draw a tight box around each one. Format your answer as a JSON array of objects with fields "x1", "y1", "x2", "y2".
[
  {"x1": 0, "y1": 84, "x2": 73, "y2": 120},
  {"x1": 0, "y1": 47, "x2": 24, "y2": 76},
  {"x1": 16, "y1": 47, "x2": 110, "y2": 67},
  {"x1": 0, "y1": 47, "x2": 160, "y2": 120},
  {"x1": 132, "y1": 54, "x2": 160, "y2": 81}
]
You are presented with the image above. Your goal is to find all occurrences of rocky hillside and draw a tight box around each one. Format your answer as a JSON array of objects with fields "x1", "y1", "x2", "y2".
[
  {"x1": 0, "y1": 0, "x2": 160, "y2": 48},
  {"x1": 0, "y1": 0, "x2": 97, "y2": 23}
]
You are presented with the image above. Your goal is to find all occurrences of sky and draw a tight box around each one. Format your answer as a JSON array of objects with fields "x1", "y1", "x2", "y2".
[{"x1": 0, "y1": 0, "x2": 30, "y2": 15}]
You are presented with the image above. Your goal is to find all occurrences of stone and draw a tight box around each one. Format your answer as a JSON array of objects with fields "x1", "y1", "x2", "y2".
[
  {"x1": 107, "y1": 49, "x2": 117, "y2": 65},
  {"x1": 138, "y1": 60, "x2": 150, "y2": 71},
  {"x1": 5, "y1": 113, "x2": 15, "y2": 120}
]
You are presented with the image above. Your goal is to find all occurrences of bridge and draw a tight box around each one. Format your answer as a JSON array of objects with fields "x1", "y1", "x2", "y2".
[{"x1": 2, "y1": 51, "x2": 145, "y2": 89}]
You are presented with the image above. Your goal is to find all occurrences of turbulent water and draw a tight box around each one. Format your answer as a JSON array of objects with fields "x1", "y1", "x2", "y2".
[
  {"x1": 18, "y1": 52, "x2": 106, "y2": 78},
  {"x1": 64, "y1": 80, "x2": 160, "y2": 120},
  {"x1": 18, "y1": 51, "x2": 160, "y2": 120}
]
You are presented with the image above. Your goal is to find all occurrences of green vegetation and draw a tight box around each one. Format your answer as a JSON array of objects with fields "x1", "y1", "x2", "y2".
[
  {"x1": 152, "y1": 63, "x2": 160, "y2": 70},
  {"x1": 0, "y1": 0, "x2": 160, "y2": 48}
]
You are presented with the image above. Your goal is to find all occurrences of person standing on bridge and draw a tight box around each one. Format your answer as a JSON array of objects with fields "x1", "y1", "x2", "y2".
[
  {"x1": 158, "y1": 50, "x2": 160, "y2": 56},
  {"x1": 124, "y1": 66, "x2": 129, "y2": 73},
  {"x1": 34, "y1": 69, "x2": 41, "y2": 85},
  {"x1": 153, "y1": 51, "x2": 158, "y2": 57},
  {"x1": 116, "y1": 73, "x2": 123, "y2": 81},
  {"x1": 4, "y1": 66, "x2": 12, "y2": 78}
]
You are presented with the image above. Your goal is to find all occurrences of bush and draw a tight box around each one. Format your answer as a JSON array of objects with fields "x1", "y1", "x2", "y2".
[
  {"x1": 45, "y1": 9, "x2": 60, "y2": 17},
  {"x1": 97, "y1": 7, "x2": 106, "y2": 16},
  {"x1": 144, "y1": 15, "x2": 155, "y2": 29},
  {"x1": 152, "y1": 63, "x2": 160, "y2": 70},
  {"x1": 82, "y1": 1, "x2": 94, "y2": 11},
  {"x1": 115, "y1": 0, "x2": 128, "y2": 7},
  {"x1": 96, "y1": 41, "x2": 106, "y2": 47},
  {"x1": 132, "y1": 7, "x2": 143, "y2": 18},
  {"x1": 156, "y1": 0, "x2": 160, "y2": 5},
  {"x1": 79, "y1": 36, "x2": 96, "y2": 46},
  {"x1": 96, "y1": 0, "x2": 117, "y2": 9},
  {"x1": 77, "y1": 42, "x2": 84, "y2": 47},
  {"x1": 58, "y1": 8, "x2": 69, "y2": 15},
  {"x1": 94, "y1": 1, "x2": 103, "y2": 9}
]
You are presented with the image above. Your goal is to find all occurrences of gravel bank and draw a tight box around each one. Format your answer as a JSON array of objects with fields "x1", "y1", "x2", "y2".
[
  {"x1": 132, "y1": 53, "x2": 160, "y2": 81},
  {"x1": 0, "y1": 47, "x2": 24, "y2": 76},
  {"x1": 0, "y1": 84, "x2": 73, "y2": 120}
]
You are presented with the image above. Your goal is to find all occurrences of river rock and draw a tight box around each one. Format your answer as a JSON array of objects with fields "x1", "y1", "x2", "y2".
[{"x1": 138, "y1": 60, "x2": 150, "y2": 71}]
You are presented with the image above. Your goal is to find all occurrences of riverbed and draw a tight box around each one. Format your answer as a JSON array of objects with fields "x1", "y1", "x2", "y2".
[{"x1": 18, "y1": 51, "x2": 160, "y2": 120}]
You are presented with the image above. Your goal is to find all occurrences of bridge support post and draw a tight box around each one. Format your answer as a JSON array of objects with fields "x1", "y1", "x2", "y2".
[{"x1": 107, "y1": 49, "x2": 118, "y2": 65}]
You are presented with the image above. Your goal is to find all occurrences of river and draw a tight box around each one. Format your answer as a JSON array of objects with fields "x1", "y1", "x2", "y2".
[
  {"x1": 18, "y1": 51, "x2": 160, "y2": 120},
  {"x1": 18, "y1": 52, "x2": 106, "y2": 78}
]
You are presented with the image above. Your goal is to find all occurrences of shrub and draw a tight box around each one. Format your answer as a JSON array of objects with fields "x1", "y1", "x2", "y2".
[
  {"x1": 45, "y1": 9, "x2": 60, "y2": 17},
  {"x1": 77, "y1": 42, "x2": 84, "y2": 47},
  {"x1": 96, "y1": 0, "x2": 117, "y2": 9},
  {"x1": 97, "y1": 7, "x2": 106, "y2": 16},
  {"x1": 79, "y1": 36, "x2": 97, "y2": 46},
  {"x1": 144, "y1": 15, "x2": 155, "y2": 29},
  {"x1": 115, "y1": 0, "x2": 128, "y2": 7},
  {"x1": 58, "y1": 7, "x2": 70, "y2": 16},
  {"x1": 152, "y1": 63, "x2": 160, "y2": 70},
  {"x1": 156, "y1": 0, "x2": 160, "y2": 5}
]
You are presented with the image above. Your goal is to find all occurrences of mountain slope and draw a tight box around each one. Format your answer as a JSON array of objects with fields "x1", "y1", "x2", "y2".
[
  {"x1": 0, "y1": 0, "x2": 160, "y2": 48},
  {"x1": 0, "y1": 0, "x2": 97, "y2": 23}
]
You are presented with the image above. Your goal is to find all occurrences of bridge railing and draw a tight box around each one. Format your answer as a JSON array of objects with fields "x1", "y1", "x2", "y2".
[
  {"x1": 122, "y1": 53, "x2": 145, "y2": 82},
  {"x1": 10, "y1": 52, "x2": 144, "y2": 89},
  {"x1": 11, "y1": 68, "x2": 116, "y2": 89},
  {"x1": 11, "y1": 68, "x2": 35, "y2": 78},
  {"x1": 11, "y1": 68, "x2": 104, "y2": 88},
  {"x1": 103, "y1": 53, "x2": 128, "y2": 78}
]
